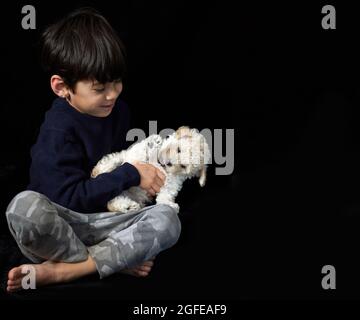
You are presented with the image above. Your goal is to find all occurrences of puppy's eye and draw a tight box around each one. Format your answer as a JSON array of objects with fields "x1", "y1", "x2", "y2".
[
  {"x1": 181, "y1": 165, "x2": 186, "y2": 169},
  {"x1": 177, "y1": 147, "x2": 181, "y2": 153},
  {"x1": 166, "y1": 135, "x2": 170, "y2": 139}
]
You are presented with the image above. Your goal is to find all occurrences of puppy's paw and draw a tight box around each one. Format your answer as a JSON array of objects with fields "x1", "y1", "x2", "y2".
[
  {"x1": 107, "y1": 197, "x2": 141, "y2": 213},
  {"x1": 91, "y1": 161, "x2": 118, "y2": 178},
  {"x1": 91, "y1": 167, "x2": 100, "y2": 178}
]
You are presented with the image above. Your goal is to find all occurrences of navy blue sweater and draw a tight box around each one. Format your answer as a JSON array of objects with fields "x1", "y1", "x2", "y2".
[{"x1": 27, "y1": 97, "x2": 140, "y2": 213}]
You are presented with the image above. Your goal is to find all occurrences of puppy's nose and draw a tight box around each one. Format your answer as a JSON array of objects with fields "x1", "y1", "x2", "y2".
[{"x1": 166, "y1": 162, "x2": 172, "y2": 167}]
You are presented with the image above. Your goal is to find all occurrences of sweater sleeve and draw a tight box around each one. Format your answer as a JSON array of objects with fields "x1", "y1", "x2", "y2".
[{"x1": 28, "y1": 129, "x2": 140, "y2": 213}]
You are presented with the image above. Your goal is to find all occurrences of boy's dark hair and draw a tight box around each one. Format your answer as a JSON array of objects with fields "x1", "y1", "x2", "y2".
[{"x1": 41, "y1": 7, "x2": 126, "y2": 91}]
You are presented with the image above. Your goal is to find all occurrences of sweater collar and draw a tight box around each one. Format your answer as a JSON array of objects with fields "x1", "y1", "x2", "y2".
[{"x1": 52, "y1": 97, "x2": 115, "y2": 122}]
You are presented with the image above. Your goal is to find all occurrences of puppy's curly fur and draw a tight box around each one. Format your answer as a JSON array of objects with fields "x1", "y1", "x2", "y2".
[{"x1": 91, "y1": 126, "x2": 211, "y2": 213}]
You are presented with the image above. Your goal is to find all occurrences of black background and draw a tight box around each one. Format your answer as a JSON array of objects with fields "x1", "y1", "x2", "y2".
[{"x1": 1, "y1": 1, "x2": 360, "y2": 302}]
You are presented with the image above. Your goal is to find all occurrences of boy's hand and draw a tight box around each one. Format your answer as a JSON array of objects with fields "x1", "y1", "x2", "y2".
[{"x1": 131, "y1": 162, "x2": 166, "y2": 196}]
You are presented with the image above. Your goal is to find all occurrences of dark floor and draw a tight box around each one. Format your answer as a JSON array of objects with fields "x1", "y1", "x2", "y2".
[{"x1": 1, "y1": 157, "x2": 360, "y2": 301}]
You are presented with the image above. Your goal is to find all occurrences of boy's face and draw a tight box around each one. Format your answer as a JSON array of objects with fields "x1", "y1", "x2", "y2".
[{"x1": 67, "y1": 79, "x2": 123, "y2": 117}]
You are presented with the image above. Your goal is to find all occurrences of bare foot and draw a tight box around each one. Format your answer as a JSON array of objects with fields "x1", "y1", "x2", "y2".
[
  {"x1": 6, "y1": 256, "x2": 155, "y2": 292},
  {"x1": 7, "y1": 256, "x2": 96, "y2": 292},
  {"x1": 121, "y1": 257, "x2": 155, "y2": 277}
]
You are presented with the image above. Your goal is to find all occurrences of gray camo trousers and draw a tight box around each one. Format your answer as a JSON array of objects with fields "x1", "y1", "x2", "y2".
[{"x1": 5, "y1": 190, "x2": 181, "y2": 279}]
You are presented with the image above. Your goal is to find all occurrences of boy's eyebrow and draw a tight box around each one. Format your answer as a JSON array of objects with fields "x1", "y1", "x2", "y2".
[{"x1": 91, "y1": 79, "x2": 121, "y2": 87}]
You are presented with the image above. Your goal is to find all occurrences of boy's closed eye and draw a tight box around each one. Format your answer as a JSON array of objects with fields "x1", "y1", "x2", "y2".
[{"x1": 93, "y1": 80, "x2": 122, "y2": 93}]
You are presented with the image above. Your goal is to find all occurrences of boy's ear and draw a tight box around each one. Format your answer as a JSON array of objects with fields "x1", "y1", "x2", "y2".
[
  {"x1": 198, "y1": 165, "x2": 207, "y2": 187},
  {"x1": 50, "y1": 75, "x2": 70, "y2": 98}
]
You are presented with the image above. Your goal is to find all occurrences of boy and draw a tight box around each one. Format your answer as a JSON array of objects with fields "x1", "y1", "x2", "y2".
[{"x1": 5, "y1": 8, "x2": 181, "y2": 292}]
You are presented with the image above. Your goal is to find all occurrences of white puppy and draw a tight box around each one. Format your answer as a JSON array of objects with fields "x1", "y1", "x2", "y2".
[{"x1": 91, "y1": 126, "x2": 211, "y2": 213}]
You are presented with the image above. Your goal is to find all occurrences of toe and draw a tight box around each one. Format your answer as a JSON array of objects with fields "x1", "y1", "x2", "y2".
[
  {"x1": 138, "y1": 266, "x2": 151, "y2": 272},
  {"x1": 133, "y1": 267, "x2": 150, "y2": 277},
  {"x1": 137, "y1": 271, "x2": 149, "y2": 277},
  {"x1": 7, "y1": 284, "x2": 21, "y2": 292},
  {"x1": 143, "y1": 261, "x2": 154, "y2": 267},
  {"x1": 7, "y1": 279, "x2": 21, "y2": 287},
  {"x1": 8, "y1": 266, "x2": 24, "y2": 281}
]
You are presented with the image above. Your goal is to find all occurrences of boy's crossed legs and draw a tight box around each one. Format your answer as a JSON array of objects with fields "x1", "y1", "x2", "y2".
[{"x1": 5, "y1": 191, "x2": 181, "y2": 292}]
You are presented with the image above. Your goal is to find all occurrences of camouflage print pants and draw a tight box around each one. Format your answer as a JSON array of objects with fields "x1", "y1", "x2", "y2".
[{"x1": 5, "y1": 190, "x2": 181, "y2": 279}]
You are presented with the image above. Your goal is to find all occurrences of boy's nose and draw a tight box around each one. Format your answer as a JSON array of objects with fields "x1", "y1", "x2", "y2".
[
  {"x1": 106, "y1": 84, "x2": 122, "y2": 100},
  {"x1": 106, "y1": 91, "x2": 118, "y2": 100}
]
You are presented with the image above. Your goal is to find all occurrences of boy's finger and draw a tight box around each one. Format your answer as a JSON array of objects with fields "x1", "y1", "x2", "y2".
[
  {"x1": 148, "y1": 188, "x2": 156, "y2": 196},
  {"x1": 155, "y1": 176, "x2": 164, "y2": 187},
  {"x1": 152, "y1": 183, "x2": 161, "y2": 193},
  {"x1": 156, "y1": 169, "x2": 166, "y2": 182}
]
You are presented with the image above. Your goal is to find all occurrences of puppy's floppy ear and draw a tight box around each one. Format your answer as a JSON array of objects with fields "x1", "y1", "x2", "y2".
[
  {"x1": 199, "y1": 135, "x2": 210, "y2": 187},
  {"x1": 198, "y1": 165, "x2": 207, "y2": 187},
  {"x1": 176, "y1": 126, "x2": 192, "y2": 138}
]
